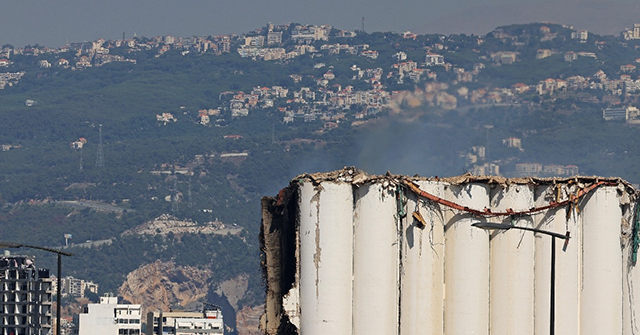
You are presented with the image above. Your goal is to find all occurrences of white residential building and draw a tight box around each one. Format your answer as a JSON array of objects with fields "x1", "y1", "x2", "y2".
[
  {"x1": 425, "y1": 52, "x2": 445, "y2": 66},
  {"x1": 571, "y1": 30, "x2": 588, "y2": 42},
  {"x1": 623, "y1": 24, "x2": 640, "y2": 40},
  {"x1": 146, "y1": 306, "x2": 224, "y2": 335},
  {"x1": 77, "y1": 296, "x2": 141, "y2": 335},
  {"x1": 61, "y1": 276, "x2": 99, "y2": 298},
  {"x1": 291, "y1": 25, "x2": 331, "y2": 43}
]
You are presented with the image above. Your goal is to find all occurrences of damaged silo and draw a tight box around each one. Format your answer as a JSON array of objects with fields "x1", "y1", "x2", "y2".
[{"x1": 260, "y1": 167, "x2": 640, "y2": 335}]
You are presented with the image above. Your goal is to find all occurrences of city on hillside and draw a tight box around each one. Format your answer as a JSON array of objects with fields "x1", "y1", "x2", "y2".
[{"x1": 6, "y1": 22, "x2": 640, "y2": 178}]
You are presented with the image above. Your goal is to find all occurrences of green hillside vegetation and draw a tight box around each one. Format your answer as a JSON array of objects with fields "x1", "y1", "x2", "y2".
[{"x1": 3, "y1": 22, "x2": 640, "y2": 325}]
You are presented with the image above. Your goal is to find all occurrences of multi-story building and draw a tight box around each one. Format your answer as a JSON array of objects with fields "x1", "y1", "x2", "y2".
[
  {"x1": 267, "y1": 31, "x2": 282, "y2": 45},
  {"x1": 425, "y1": 52, "x2": 445, "y2": 66},
  {"x1": 515, "y1": 163, "x2": 543, "y2": 175},
  {"x1": 623, "y1": 24, "x2": 640, "y2": 40},
  {"x1": 60, "y1": 276, "x2": 98, "y2": 299},
  {"x1": 502, "y1": 137, "x2": 522, "y2": 149},
  {"x1": 146, "y1": 305, "x2": 224, "y2": 335},
  {"x1": 602, "y1": 106, "x2": 638, "y2": 121},
  {"x1": 0, "y1": 254, "x2": 53, "y2": 335},
  {"x1": 76, "y1": 296, "x2": 141, "y2": 335},
  {"x1": 291, "y1": 25, "x2": 331, "y2": 43},
  {"x1": 571, "y1": 30, "x2": 588, "y2": 42},
  {"x1": 470, "y1": 162, "x2": 500, "y2": 176}
]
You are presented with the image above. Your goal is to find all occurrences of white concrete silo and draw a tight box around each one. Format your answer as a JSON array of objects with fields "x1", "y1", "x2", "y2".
[
  {"x1": 532, "y1": 184, "x2": 580, "y2": 334},
  {"x1": 400, "y1": 181, "x2": 445, "y2": 335},
  {"x1": 443, "y1": 183, "x2": 491, "y2": 335},
  {"x1": 353, "y1": 182, "x2": 400, "y2": 335},
  {"x1": 298, "y1": 181, "x2": 354, "y2": 334},
  {"x1": 581, "y1": 186, "x2": 623, "y2": 335},
  {"x1": 488, "y1": 184, "x2": 536, "y2": 335},
  {"x1": 261, "y1": 170, "x2": 640, "y2": 335}
]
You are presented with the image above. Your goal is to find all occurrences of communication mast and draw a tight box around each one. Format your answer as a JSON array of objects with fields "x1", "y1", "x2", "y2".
[
  {"x1": 96, "y1": 124, "x2": 104, "y2": 168},
  {"x1": 79, "y1": 146, "x2": 83, "y2": 171},
  {"x1": 172, "y1": 177, "x2": 179, "y2": 213},
  {"x1": 188, "y1": 178, "x2": 193, "y2": 208}
]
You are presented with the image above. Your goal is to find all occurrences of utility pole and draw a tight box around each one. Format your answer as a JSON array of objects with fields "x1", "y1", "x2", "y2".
[
  {"x1": 188, "y1": 178, "x2": 193, "y2": 208},
  {"x1": 172, "y1": 177, "x2": 179, "y2": 213},
  {"x1": 96, "y1": 124, "x2": 104, "y2": 168}
]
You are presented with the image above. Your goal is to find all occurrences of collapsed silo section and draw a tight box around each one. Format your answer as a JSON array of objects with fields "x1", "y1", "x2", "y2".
[
  {"x1": 260, "y1": 189, "x2": 299, "y2": 335},
  {"x1": 298, "y1": 181, "x2": 354, "y2": 335}
]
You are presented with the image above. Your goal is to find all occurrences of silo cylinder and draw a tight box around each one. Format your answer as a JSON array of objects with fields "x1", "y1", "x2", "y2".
[
  {"x1": 489, "y1": 184, "x2": 535, "y2": 335},
  {"x1": 400, "y1": 181, "x2": 445, "y2": 335},
  {"x1": 443, "y1": 183, "x2": 490, "y2": 335},
  {"x1": 581, "y1": 186, "x2": 623, "y2": 335},
  {"x1": 533, "y1": 185, "x2": 580, "y2": 334},
  {"x1": 353, "y1": 183, "x2": 400, "y2": 335},
  {"x1": 298, "y1": 181, "x2": 354, "y2": 334}
]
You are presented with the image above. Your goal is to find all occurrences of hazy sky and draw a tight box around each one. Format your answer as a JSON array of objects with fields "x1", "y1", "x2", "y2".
[{"x1": 2, "y1": 0, "x2": 640, "y2": 47}]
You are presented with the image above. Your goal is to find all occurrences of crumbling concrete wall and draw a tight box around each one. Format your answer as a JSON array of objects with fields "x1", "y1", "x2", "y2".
[{"x1": 260, "y1": 188, "x2": 298, "y2": 335}]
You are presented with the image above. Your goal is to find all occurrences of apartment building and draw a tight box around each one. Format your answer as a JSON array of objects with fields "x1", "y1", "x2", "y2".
[
  {"x1": 146, "y1": 305, "x2": 224, "y2": 335},
  {"x1": 76, "y1": 296, "x2": 141, "y2": 335},
  {"x1": 0, "y1": 254, "x2": 53, "y2": 335},
  {"x1": 60, "y1": 276, "x2": 98, "y2": 299}
]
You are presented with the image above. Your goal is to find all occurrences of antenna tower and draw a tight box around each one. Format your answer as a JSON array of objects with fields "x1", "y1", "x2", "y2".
[
  {"x1": 79, "y1": 147, "x2": 83, "y2": 171},
  {"x1": 96, "y1": 124, "x2": 104, "y2": 168},
  {"x1": 172, "y1": 177, "x2": 179, "y2": 213},
  {"x1": 188, "y1": 178, "x2": 193, "y2": 208},
  {"x1": 362, "y1": 17, "x2": 365, "y2": 32}
]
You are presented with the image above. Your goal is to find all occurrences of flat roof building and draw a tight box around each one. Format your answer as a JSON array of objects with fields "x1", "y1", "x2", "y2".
[
  {"x1": 76, "y1": 296, "x2": 141, "y2": 335},
  {"x1": 146, "y1": 305, "x2": 224, "y2": 335}
]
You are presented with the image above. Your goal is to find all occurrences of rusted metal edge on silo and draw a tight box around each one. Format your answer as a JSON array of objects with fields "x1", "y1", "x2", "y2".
[{"x1": 292, "y1": 166, "x2": 637, "y2": 191}]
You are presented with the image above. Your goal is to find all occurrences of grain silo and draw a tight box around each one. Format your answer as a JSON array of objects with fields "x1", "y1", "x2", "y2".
[{"x1": 260, "y1": 167, "x2": 640, "y2": 335}]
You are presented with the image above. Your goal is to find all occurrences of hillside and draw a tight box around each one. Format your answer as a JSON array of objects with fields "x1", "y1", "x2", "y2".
[{"x1": 2, "y1": 21, "x2": 640, "y2": 333}]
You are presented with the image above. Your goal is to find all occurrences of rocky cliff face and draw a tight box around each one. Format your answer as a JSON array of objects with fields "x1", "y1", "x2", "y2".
[
  {"x1": 117, "y1": 261, "x2": 262, "y2": 335},
  {"x1": 236, "y1": 305, "x2": 264, "y2": 335},
  {"x1": 118, "y1": 260, "x2": 212, "y2": 317}
]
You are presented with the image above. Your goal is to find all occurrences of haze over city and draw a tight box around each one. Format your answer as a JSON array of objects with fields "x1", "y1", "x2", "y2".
[{"x1": 2, "y1": 0, "x2": 640, "y2": 47}]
